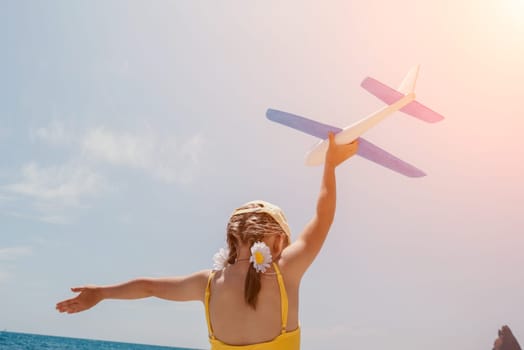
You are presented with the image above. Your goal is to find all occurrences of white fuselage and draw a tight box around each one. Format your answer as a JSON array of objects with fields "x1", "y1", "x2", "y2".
[{"x1": 305, "y1": 92, "x2": 416, "y2": 166}]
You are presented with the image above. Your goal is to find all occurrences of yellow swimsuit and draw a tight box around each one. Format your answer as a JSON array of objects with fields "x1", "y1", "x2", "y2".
[{"x1": 205, "y1": 263, "x2": 301, "y2": 350}]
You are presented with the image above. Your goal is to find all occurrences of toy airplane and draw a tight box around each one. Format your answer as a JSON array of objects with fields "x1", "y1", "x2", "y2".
[{"x1": 266, "y1": 65, "x2": 444, "y2": 177}]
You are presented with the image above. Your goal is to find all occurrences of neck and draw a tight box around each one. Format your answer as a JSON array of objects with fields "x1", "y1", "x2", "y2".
[{"x1": 235, "y1": 246, "x2": 252, "y2": 261}]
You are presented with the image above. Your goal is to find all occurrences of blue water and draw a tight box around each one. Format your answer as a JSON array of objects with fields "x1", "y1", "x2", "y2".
[{"x1": 0, "y1": 331, "x2": 200, "y2": 350}]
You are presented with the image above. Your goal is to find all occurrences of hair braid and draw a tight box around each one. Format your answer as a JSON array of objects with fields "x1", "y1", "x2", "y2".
[{"x1": 226, "y1": 203, "x2": 285, "y2": 309}]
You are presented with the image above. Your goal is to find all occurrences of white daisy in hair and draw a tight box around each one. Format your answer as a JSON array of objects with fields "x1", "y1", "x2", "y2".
[
  {"x1": 212, "y1": 247, "x2": 230, "y2": 271},
  {"x1": 250, "y1": 241, "x2": 272, "y2": 273}
]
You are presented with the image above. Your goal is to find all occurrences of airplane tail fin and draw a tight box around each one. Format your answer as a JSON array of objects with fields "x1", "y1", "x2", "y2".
[
  {"x1": 361, "y1": 66, "x2": 444, "y2": 123},
  {"x1": 397, "y1": 65, "x2": 419, "y2": 94}
]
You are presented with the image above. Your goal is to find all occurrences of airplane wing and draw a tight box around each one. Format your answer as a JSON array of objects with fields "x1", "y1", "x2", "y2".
[
  {"x1": 361, "y1": 77, "x2": 444, "y2": 123},
  {"x1": 266, "y1": 108, "x2": 342, "y2": 138},
  {"x1": 357, "y1": 137, "x2": 426, "y2": 177},
  {"x1": 266, "y1": 108, "x2": 426, "y2": 177}
]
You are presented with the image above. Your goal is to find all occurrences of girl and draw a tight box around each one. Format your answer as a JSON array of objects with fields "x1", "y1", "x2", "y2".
[{"x1": 56, "y1": 133, "x2": 359, "y2": 349}]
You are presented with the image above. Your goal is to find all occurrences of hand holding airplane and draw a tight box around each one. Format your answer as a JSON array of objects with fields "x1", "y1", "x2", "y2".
[{"x1": 266, "y1": 66, "x2": 444, "y2": 177}]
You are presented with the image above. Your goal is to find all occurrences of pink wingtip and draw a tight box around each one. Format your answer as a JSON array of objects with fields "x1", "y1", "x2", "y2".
[
  {"x1": 361, "y1": 77, "x2": 403, "y2": 105},
  {"x1": 362, "y1": 77, "x2": 444, "y2": 123},
  {"x1": 401, "y1": 101, "x2": 445, "y2": 123}
]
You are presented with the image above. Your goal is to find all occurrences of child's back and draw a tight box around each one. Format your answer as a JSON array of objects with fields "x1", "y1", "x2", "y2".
[{"x1": 207, "y1": 261, "x2": 300, "y2": 345}]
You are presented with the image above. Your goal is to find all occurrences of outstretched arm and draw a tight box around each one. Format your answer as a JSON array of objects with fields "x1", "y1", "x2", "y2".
[
  {"x1": 281, "y1": 133, "x2": 358, "y2": 280},
  {"x1": 56, "y1": 270, "x2": 210, "y2": 314}
]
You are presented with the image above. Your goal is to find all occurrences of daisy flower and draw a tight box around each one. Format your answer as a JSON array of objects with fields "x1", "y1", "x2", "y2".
[
  {"x1": 212, "y1": 247, "x2": 230, "y2": 270},
  {"x1": 250, "y1": 241, "x2": 272, "y2": 273}
]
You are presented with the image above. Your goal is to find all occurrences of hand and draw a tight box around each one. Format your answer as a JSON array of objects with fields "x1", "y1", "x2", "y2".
[
  {"x1": 56, "y1": 286, "x2": 103, "y2": 314},
  {"x1": 325, "y1": 132, "x2": 359, "y2": 168},
  {"x1": 493, "y1": 325, "x2": 522, "y2": 350}
]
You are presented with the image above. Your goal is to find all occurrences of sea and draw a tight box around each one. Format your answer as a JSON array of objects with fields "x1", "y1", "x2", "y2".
[{"x1": 0, "y1": 331, "x2": 200, "y2": 350}]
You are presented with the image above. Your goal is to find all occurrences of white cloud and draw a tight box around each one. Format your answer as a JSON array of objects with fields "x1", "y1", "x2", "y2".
[
  {"x1": 3, "y1": 210, "x2": 70, "y2": 225},
  {"x1": 5, "y1": 162, "x2": 105, "y2": 204},
  {"x1": 4, "y1": 121, "x2": 204, "y2": 224},
  {"x1": 38, "y1": 215, "x2": 69, "y2": 224},
  {"x1": 30, "y1": 121, "x2": 205, "y2": 185},
  {"x1": 82, "y1": 128, "x2": 153, "y2": 168},
  {"x1": 32, "y1": 120, "x2": 73, "y2": 145},
  {"x1": 82, "y1": 128, "x2": 204, "y2": 184},
  {"x1": 0, "y1": 246, "x2": 33, "y2": 261}
]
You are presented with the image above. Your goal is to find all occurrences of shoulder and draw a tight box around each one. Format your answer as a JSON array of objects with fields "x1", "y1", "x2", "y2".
[
  {"x1": 179, "y1": 269, "x2": 214, "y2": 293},
  {"x1": 274, "y1": 258, "x2": 301, "y2": 288},
  {"x1": 188, "y1": 269, "x2": 214, "y2": 302},
  {"x1": 194, "y1": 269, "x2": 214, "y2": 284}
]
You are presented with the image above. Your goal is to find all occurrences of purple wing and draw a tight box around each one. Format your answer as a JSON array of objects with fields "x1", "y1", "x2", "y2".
[
  {"x1": 266, "y1": 108, "x2": 426, "y2": 177},
  {"x1": 266, "y1": 109, "x2": 342, "y2": 139},
  {"x1": 357, "y1": 137, "x2": 426, "y2": 177},
  {"x1": 361, "y1": 77, "x2": 444, "y2": 123}
]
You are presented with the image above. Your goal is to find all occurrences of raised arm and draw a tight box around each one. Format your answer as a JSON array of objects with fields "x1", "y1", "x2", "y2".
[
  {"x1": 281, "y1": 133, "x2": 358, "y2": 280},
  {"x1": 56, "y1": 269, "x2": 210, "y2": 314}
]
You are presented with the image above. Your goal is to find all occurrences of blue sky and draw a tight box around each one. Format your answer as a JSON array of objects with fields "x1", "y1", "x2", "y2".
[{"x1": 1, "y1": 1, "x2": 523, "y2": 349}]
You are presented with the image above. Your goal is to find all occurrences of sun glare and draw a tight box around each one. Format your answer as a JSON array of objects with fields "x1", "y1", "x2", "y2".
[{"x1": 505, "y1": 0, "x2": 524, "y2": 27}]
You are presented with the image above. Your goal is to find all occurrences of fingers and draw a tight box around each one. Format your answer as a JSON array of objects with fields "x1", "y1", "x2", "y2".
[
  {"x1": 327, "y1": 132, "x2": 335, "y2": 150},
  {"x1": 56, "y1": 301, "x2": 86, "y2": 314},
  {"x1": 56, "y1": 299, "x2": 81, "y2": 313},
  {"x1": 56, "y1": 297, "x2": 78, "y2": 307},
  {"x1": 327, "y1": 132, "x2": 359, "y2": 149},
  {"x1": 56, "y1": 288, "x2": 85, "y2": 313},
  {"x1": 327, "y1": 132, "x2": 359, "y2": 151},
  {"x1": 345, "y1": 139, "x2": 359, "y2": 150},
  {"x1": 57, "y1": 285, "x2": 101, "y2": 315},
  {"x1": 325, "y1": 133, "x2": 359, "y2": 167},
  {"x1": 339, "y1": 139, "x2": 359, "y2": 156}
]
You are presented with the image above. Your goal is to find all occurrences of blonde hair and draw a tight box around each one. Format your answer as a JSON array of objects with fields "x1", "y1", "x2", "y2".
[{"x1": 226, "y1": 202, "x2": 289, "y2": 309}]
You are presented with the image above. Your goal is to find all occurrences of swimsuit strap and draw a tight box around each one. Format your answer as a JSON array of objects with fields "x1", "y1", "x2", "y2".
[
  {"x1": 205, "y1": 270, "x2": 216, "y2": 340},
  {"x1": 272, "y1": 263, "x2": 289, "y2": 334}
]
